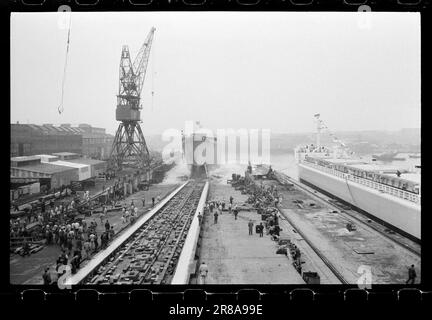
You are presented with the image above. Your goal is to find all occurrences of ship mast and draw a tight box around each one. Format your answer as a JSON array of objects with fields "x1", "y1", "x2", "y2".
[{"x1": 314, "y1": 113, "x2": 322, "y2": 148}]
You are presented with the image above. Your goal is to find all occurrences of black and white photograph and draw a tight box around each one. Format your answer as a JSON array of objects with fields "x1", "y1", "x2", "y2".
[{"x1": 10, "y1": 11, "x2": 420, "y2": 287}]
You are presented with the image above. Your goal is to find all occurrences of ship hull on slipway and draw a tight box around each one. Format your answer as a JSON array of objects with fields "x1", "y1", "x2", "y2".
[{"x1": 298, "y1": 163, "x2": 421, "y2": 241}]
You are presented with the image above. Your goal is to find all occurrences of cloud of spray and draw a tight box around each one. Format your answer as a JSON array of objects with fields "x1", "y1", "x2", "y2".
[{"x1": 162, "y1": 155, "x2": 190, "y2": 184}]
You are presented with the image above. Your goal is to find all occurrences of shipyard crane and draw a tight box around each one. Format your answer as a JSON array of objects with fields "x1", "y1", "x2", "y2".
[{"x1": 109, "y1": 27, "x2": 156, "y2": 171}]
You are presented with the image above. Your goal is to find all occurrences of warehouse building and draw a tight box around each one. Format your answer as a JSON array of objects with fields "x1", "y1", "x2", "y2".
[
  {"x1": 66, "y1": 158, "x2": 107, "y2": 177},
  {"x1": 11, "y1": 124, "x2": 82, "y2": 157},
  {"x1": 10, "y1": 156, "x2": 78, "y2": 192},
  {"x1": 77, "y1": 123, "x2": 114, "y2": 160},
  {"x1": 10, "y1": 154, "x2": 108, "y2": 200},
  {"x1": 10, "y1": 123, "x2": 114, "y2": 160}
]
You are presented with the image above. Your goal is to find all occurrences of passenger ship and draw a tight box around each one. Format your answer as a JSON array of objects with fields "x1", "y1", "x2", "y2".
[{"x1": 294, "y1": 115, "x2": 421, "y2": 241}]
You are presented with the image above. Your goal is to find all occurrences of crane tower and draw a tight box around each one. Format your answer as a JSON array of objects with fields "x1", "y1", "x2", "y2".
[{"x1": 109, "y1": 27, "x2": 155, "y2": 171}]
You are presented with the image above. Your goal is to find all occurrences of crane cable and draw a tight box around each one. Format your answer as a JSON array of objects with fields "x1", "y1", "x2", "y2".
[
  {"x1": 151, "y1": 34, "x2": 156, "y2": 111},
  {"x1": 58, "y1": 13, "x2": 72, "y2": 114}
]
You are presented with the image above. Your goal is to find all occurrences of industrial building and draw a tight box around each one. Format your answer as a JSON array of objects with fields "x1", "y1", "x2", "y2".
[
  {"x1": 10, "y1": 154, "x2": 108, "y2": 200},
  {"x1": 10, "y1": 123, "x2": 114, "y2": 160},
  {"x1": 10, "y1": 156, "x2": 78, "y2": 194}
]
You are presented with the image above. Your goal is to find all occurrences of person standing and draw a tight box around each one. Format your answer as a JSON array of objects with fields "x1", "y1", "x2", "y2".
[
  {"x1": 406, "y1": 265, "x2": 417, "y2": 284},
  {"x1": 152, "y1": 197, "x2": 155, "y2": 207},
  {"x1": 109, "y1": 226, "x2": 115, "y2": 240},
  {"x1": 42, "y1": 267, "x2": 51, "y2": 285},
  {"x1": 105, "y1": 220, "x2": 110, "y2": 232},
  {"x1": 214, "y1": 211, "x2": 218, "y2": 224},
  {"x1": 248, "y1": 220, "x2": 254, "y2": 235},
  {"x1": 233, "y1": 208, "x2": 238, "y2": 220},
  {"x1": 198, "y1": 262, "x2": 209, "y2": 284},
  {"x1": 258, "y1": 222, "x2": 264, "y2": 237},
  {"x1": 230, "y1": 196, "x2": 233, "y2": 205},
  {"x1": 197, "y1": 212, "x2": 203, "y2": 225}
]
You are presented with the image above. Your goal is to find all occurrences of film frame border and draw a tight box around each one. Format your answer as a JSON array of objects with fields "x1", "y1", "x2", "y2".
[{"x1": 1, "y1": 0, "x2": 430, "y2": 309}]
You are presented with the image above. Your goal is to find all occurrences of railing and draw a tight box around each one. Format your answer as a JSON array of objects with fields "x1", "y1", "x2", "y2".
[{"x1": 302, "y1": 161, "x2": 421, "y2": 204}]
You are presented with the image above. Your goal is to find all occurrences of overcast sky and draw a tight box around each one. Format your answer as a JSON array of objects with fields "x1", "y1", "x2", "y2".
[{"x1": 11, "y1": 12, "x2": 420, "y2": 135}]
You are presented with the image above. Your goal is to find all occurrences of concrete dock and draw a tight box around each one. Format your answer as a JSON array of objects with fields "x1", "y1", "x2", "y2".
[
  {"x1": 198, "y1": 183, "x2": 305, "y2": 284},
  {"x1": 260, "y1": 177, "x2": 421, "y2": 284}
]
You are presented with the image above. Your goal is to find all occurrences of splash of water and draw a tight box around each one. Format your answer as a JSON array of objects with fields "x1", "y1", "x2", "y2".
[{"x1": 162, "y1": 157, "x2": 190, "y2": 184}]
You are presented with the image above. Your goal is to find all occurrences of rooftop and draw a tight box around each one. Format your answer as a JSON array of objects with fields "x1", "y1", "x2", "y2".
[
  {"x1": 11, "y1": 123, "x2": 113, "y2": 137},
  {"x1": 34, "y1": 154, "x2": 58, "y2": 159},
  {"x1": 10, "y1": 156, "x2": 40, "y2": 162},
  {"x1": 66, "y1": 158, "x2": 106, "y2": 166},
  {"x1": 11, "y1": 163, "x2": 75, "y2": 175},
  {"x1": 53, "y1": 160, "x2": 89, "y2": 169},
  {"x1": 52, "y1": 152, "x2": 81, "y2": 156}
]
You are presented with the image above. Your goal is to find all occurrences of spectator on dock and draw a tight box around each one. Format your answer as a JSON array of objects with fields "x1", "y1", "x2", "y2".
[
  {"x1": 42, "y1": 267, "x2": 51, "y2": 285},
  {"x1": 258, "y1": 223, "x2": 264, "y2": 237},
  {"x1": 248, "y1": 220, "x2": 254, "y2": 235},
  {"x1": 89, "y1": 233, "x2": 96, "y2": 252},
  {"x1": 233, "y1": 208, "x2": 238, "y2": 220},
  {"x1": 406, "y1": 265, "x2": 417, "y2": 284},
  {"x1": 70, "y1": 253, "x2": 80, "y2": 274},
  {"x1": 101, "y1": 232, "x2": 108, "y2": 249},
  {"x1": 198, "y1": 262, "x2": 209, "y2": 284},
  {"x1": 82, "y1": 240, "x2": 91, "y2": 259},
  {"x1": 109, "y1": 226, "x2": 115, "y2": 240},
  {"x1": 105, "y1": 220, "x2": 110, "y2": 232},
  {"x1": 56, "y1": 251, "x2": 68, "y2": 269}
]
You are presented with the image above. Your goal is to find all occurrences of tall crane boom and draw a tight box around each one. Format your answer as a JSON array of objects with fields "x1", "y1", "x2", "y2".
[
  {"x1": 109, "y1": 27, "x2": 156, "y2": 171},
  {"x1": 133, "y1": 26, "x2": 155, "y2": 96},
  {"x1": 117, "y1": 27, "x2": 156, "y2": 113}
]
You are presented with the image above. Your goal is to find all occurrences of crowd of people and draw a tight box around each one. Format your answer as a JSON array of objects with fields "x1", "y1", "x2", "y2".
[
  {"x1": 204, "y1": 195, "x2": 237, "y2": 225},
  {"x1": 10, "y1": 195, "x2": 78, "y2": 243},
  {"x1": 41, "y1": 198, "x2": 145, "y2": 285}
]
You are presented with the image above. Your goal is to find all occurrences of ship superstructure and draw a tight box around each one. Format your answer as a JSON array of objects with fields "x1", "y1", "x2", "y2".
[{"x1": 294, "y1": 115, "x2": 421, "y2": 240}]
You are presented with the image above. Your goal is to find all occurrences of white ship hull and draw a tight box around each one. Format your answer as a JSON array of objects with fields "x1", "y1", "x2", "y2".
[{"x1": 298, "y1": 163, "x2": 421, "y2": 240}]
